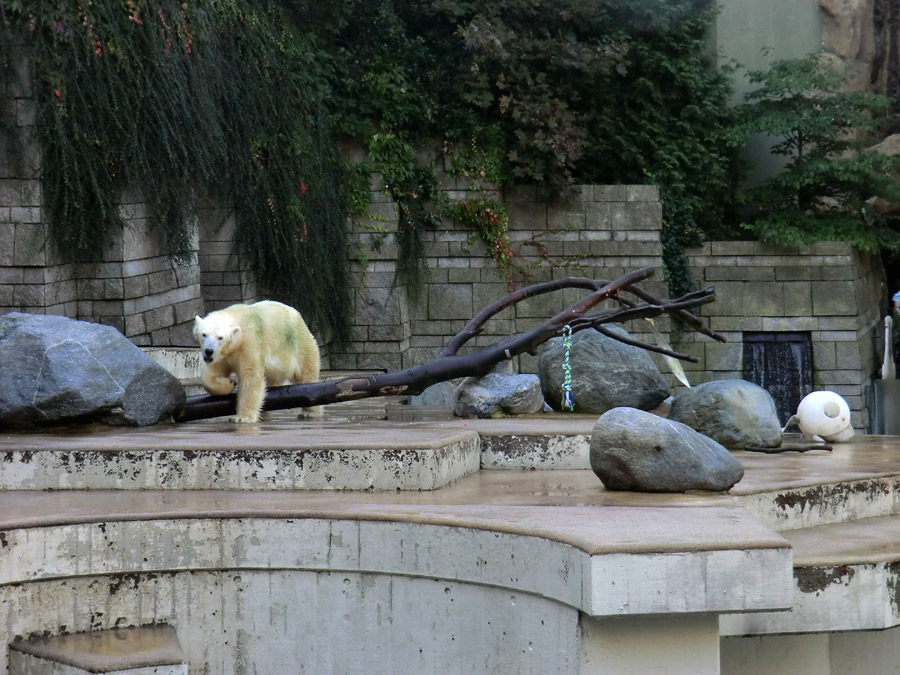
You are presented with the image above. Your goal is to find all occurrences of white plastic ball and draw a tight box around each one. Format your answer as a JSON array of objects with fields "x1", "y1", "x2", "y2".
[{"x1": 794, "y1": 391, "x2": 854, "y2": 442}]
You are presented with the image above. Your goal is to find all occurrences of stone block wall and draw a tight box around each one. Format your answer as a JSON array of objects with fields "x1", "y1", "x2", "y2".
[
  {"x1": 0, "y1": 45, "x2": 202, "y2": 346},
  {"x1": 681, "y1": 241, "x2": 884, "y2": 428},
  {"x1": 331, "y1": 183, "x2": 666, "y2": 373},
  {"x1": 197, "y1": 205, "x2": 258, "y2": 313}
]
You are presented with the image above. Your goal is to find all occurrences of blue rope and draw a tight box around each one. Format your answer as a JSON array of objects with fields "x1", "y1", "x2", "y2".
[{"x1": 561, "y1": 324, "x2": 574, "y2": 411}]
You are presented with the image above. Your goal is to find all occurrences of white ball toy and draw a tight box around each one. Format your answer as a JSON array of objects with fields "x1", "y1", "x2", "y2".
[{"x1": 791, "y1": 391, "x2": 854, "y2": 442}]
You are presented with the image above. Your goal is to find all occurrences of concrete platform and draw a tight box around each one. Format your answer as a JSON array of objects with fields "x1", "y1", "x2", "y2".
[{"x1": 6, "y1": 411, "x2": 900, "y2": 674}]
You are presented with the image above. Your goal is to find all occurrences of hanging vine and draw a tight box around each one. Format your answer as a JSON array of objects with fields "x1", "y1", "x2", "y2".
[{"x1": 1, "y1": 0, "x2": 744, "y2": 333}]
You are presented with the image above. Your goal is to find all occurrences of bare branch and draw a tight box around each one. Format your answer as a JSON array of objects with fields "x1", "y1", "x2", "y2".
[{"x1": 174, "y1": 267, "x2": 721, "y2": 422}]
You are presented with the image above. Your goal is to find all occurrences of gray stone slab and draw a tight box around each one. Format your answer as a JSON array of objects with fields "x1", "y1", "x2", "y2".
[{"x1": 0, "y1": 422, "x2": 482, "y2": 491}]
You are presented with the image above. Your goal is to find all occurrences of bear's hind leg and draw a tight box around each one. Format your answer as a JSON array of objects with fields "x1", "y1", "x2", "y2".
[{"x1": 294, "y1": 354, "x2": 323, "y2": 418}]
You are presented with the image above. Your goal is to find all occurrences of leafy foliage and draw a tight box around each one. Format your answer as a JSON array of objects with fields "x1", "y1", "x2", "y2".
[
  {"x1": 1, "y1": 0, "x2": 743, "y2": 328},
  {"x1": 446, "y1": 196, "x2": 515, "y2": 288},
  {"x1": 738, "y1": 51, "x2": 900, "y2": 253},
  {"x1": 574, "y1": 0, "x2": 745, "y2": 296},
  {"x1": 1, "y1": 0, "x2": 352, "y2": 343}
]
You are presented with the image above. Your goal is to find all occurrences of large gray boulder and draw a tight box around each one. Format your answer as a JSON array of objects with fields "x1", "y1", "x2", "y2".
[
  {"x1": 0, "y1": 313, "x2": 186, "y2": 428},
  {"x1": 668, "y1": 379, "x2": 782, "y2": 449},
  {"x1": 590, "y1": 407, "x2": 745, "y2": 492},
  {"x1": 454, "y1": 373, "x2": 544, "y2": 418},
  {"x1": 539, "y1": 326, "x2": 669, "y2": 414}
]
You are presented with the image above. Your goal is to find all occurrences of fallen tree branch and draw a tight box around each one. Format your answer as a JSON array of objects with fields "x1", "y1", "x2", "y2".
[{"x1": 174, "y1": 266, "x2": 723, "y2": 422}]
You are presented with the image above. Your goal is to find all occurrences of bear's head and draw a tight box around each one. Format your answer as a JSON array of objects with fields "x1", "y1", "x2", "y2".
[{"x1": 193, "y1": 313, "x2": 241, "y2": 364}]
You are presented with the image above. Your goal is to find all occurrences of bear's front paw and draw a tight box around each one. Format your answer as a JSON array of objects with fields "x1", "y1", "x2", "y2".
[{"x1": 232, "y1": 414, "x2": 260, "y2": 424}]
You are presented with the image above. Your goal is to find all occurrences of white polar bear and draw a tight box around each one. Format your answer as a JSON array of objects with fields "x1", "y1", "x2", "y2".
[{"x1": 193, "y1": 300, "x2": 321, "y2": 423}]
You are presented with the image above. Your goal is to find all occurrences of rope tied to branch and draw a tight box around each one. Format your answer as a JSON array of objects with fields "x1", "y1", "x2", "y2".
[{"x1": 561, "y1": 324, "x2": 574, "y2": 411}]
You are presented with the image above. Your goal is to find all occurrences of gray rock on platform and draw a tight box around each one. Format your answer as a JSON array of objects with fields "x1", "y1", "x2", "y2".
[
  {"x1": 454, "y1": 373, "x2": 544, "y2": 418},
  {"x1": 590, "y1": 407, "x2": 745, "y2": 493},
  {"x1": 539, "y1": 325, "x2": 669, "y2": 414},
  {"x1": 668, "y1": 379, "x2": 782, "y2": 449},
  {"x1": 0, "y1": 313, "x2": 186, "y2": 428},
  {"x1": 410, "y1": 381, "x2": 457, "y2": 407}
]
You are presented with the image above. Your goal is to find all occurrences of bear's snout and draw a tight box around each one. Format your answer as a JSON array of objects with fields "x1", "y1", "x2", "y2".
[{"x1": 203, "y1": 348, "x2": 215, "y2": 363}]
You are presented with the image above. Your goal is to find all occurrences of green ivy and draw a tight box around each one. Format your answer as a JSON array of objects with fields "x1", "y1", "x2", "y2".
[
  {"x1": 447, "y1": 196, "x2": 515, "y2": 288},
  {"x1": 2, "y1": 0, "x2": 744, "y2": 330}
]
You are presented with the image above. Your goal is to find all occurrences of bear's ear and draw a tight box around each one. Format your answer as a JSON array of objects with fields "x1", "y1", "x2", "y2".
[
  {"x1": 193, "y1": 316, "x2": 204, "y2": 335},
  {"x1": 231, "y1": 325, "x2": 242, "y2": 340}
]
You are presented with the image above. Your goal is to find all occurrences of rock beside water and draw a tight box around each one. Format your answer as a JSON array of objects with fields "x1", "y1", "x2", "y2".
[{"x1": 668, "y1": 379, "x2": 782, "y2": 449}]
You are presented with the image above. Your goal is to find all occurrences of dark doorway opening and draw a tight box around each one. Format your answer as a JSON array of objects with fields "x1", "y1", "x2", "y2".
[{"x1": 743, "y1": 332, "x2": 813, "y2": 425}]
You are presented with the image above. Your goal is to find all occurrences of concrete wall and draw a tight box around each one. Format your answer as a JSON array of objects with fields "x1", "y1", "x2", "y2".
[{"x1": 723, "y1": 626, "x2": 900, "y2": 674}]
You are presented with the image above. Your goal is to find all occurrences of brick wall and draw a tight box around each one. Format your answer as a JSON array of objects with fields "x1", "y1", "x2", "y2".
[
  {"x1": 331, "y1": 183, "x2": 666, "y2": 373},
  {"x1": 197, "y1": 204, "x2": 258, "y2": 313}
]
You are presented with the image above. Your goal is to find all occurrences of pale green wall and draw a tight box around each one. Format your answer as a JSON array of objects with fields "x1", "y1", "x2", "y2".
[
  {"x1": 715, "y1": 0, "x2": 823, "y2": 98},
  {"x1": 714, "y1": 0, "x2": 823, "y2": 183}
]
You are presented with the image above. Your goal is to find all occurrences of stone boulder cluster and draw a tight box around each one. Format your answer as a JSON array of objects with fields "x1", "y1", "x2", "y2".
[
  {"x1": 0, "y1": 313, "x2": 184, "y2": 428},
  {"x1": 414, "y1": 325, "x2": 783, "y2": 494},
  {"x1": 0, "y1": 313, "x2": 780, "y2": 495}
]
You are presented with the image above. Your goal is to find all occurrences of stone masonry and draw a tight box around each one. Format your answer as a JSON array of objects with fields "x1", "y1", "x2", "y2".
[
  {"x1": 335, "y1": 182, "x2": 666, "y2": 374},
  {"x1": 680, "y1": 241, "x2": 883, "y2": 429},
  {"x1": 0, "y1": 45, "x2": 203, "y2": 346}
]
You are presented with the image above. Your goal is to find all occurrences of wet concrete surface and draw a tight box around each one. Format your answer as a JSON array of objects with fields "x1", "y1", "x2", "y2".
[{"x1": 3, "y1": 400, "x2": 900, "y2": 558}]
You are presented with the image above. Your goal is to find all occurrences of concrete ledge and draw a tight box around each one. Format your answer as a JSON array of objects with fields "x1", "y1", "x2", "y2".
[
  {"x1": 732, "y1": 437, "x2": 900, "y2": 531},
  {"x1": 479, "y1": 432, "x2": 590, "y2": 470},
  {"x1": 10, "y1": 625, "x2": 185, "y2": 675},
  {"x1": 0, "y1": 426, "x2": 481, "y2": 491},
  {"x1": 722, "y1": 512, "x2": 900, "y2": 636},
  {"x1": 0, "y1": 506, "x2": 790, "y2": 618}
]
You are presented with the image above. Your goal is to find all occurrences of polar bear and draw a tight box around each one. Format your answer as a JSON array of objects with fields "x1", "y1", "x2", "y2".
[{"x1": 193, "y1": 300, "x2": 321, "y2": 423}]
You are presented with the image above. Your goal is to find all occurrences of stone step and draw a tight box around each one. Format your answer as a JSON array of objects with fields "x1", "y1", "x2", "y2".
[
  {"x1": 9, "y1": 625, "x2": 186, "y2": 675},
  {"x1": 730, "y1": 436, "x2": 900, "y2": 532},
  {"x1": 722, "y1": 511, "x2": 900, "y2": 637}
]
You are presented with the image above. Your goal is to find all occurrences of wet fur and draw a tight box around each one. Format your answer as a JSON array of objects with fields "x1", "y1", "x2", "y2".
[{"x1": 193, "y1": 301, "x2": 321, "y2": 423}]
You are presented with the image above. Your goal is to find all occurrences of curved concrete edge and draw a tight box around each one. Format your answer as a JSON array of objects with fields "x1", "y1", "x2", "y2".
[
  {"x1": 721, "y1": 561, "x2": 900, "y2": 636},
  {"x1": 0, "y1": 507, "x2": 792, "y2": 618},
  {"x1": 736, "y1": 475, "x2": 900, "y2": 533}
]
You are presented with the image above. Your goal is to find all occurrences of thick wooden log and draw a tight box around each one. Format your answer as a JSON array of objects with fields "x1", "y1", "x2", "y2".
[{"x1": 174, "y1": 267, "x2": 723, "y2": 422}]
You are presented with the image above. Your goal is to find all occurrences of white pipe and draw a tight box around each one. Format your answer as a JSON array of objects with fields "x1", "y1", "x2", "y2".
[{"x1": 884, "y1": 315, "x2": 896, "y2": 381}]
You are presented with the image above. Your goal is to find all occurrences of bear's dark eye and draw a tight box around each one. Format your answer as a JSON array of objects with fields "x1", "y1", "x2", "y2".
[
  {"x1": 201, "y1": 333, "x2": 208, "y2": 338},
  {"x1": 217, "y1": 336, "x2": 223, "y2": 341}
]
